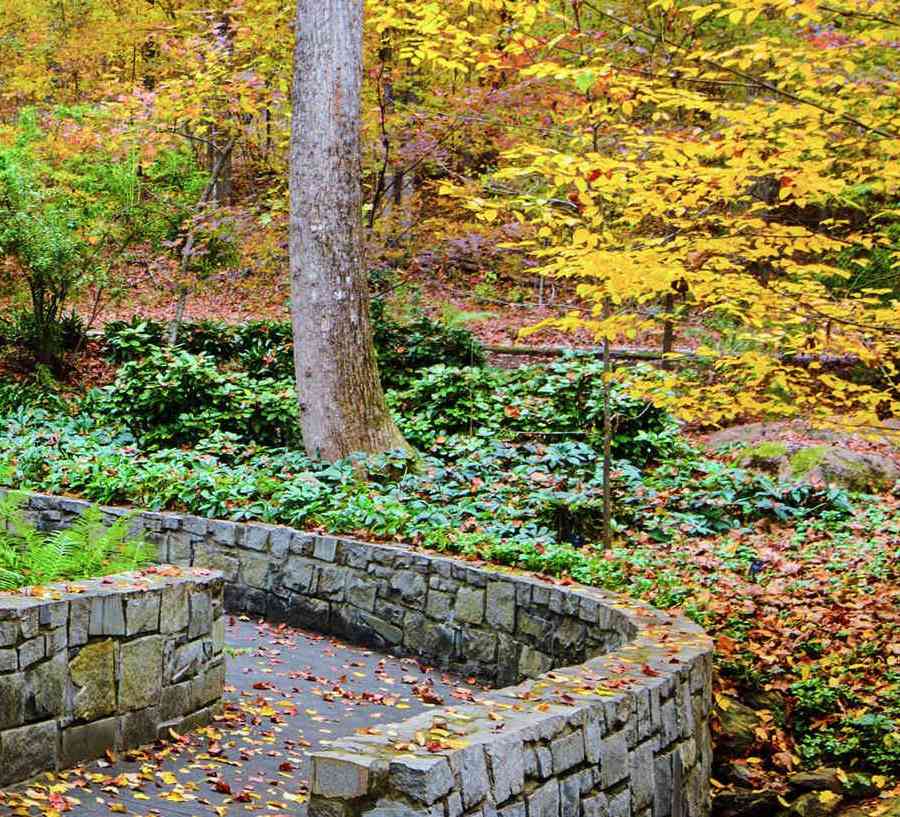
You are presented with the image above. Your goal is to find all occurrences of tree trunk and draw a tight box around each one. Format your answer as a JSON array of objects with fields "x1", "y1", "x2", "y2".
[{"x1": 290, "y1": 0, "x2": 409, "y2": 462}]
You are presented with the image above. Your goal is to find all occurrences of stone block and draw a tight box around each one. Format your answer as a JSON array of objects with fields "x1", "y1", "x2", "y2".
[
  {"x1": 26, "y1": 651, "x2": 66, "y2": 720},
  {"x1": 455, "y1": 587, "x2": 485, "y2": 624},
  {"x1": 0, "y1": 719, "x2": 58, "y2": 787},
  {"x1": 630, "y1": 740, "x2": 655, "y2": 812},
  {"x1": 346, "y1": 575, "x2": 376, "y2": 611},
  {"x1": 161, "y1": 585, "x2": 189, "y2": 635},
  {"x1": 212, "y1": 616, "x2": 225, "y2": 653},
  {"x1": 518, "y1": 646, "x2": 552, "y2": 678},
  {"x1": 317, "y1": 565, "x2": 347, "y2": 598},
  {"x1": 125, "y1": 592, "x2": 161, "y2": 636},
  {"x1": 45, "y1": 625, "x2": 67, "y2": 655},
  {"x1": 120, "y1": 635, "x2": 163, "y2": 711},
  {"x1": 121, "y1": 706, "x2": 160, "y2": 749},
  {"x1": 599, "y1": 731, "x2": 629, "y2": 789},
  {"x1": 450, "y1": 744, "x2": 490, "y2": 808},
  {"x1": 210, "y1": 520, "x2": 237, "y2": 546},
  {"x1": 447, "y1": 792, "x2": 464, "y2": 817},
  {"x1": 244, "y1": 525, "x2": 270, "y2": 552},
  {"x1": 189, "y1": 590, "x2": 213, "y2": 639},
  {"x1": 18, "y1": 635, "x2": 45, "y2": 669},
  {"x1": 283, "y1": 557, "x2": 316, "y2": 592},
  {"x1": 269, "y1": 528, "x2": 292, "y2": 558},
  {"x1": 653, "y1": 751, "x2": 674, "y2": 817},
  {"x1": 89, "y1": 595, "x2": 125, "y2": 636},
  {"x1": 536, "y1": 746, "x2": 553, "y2": 778},
  {"x1": 60, "y1": 716, "x2": 119, "y2": 768},
  {"x1": 389, "y1": 755, "x2": 454, "y2": 805},
  {"x1": 357, "y1": 612, "x2": 402, "y2": 646},
  {"x1": 552, "y1": 619, "x2": 587, "y2": 656},
  {"x1": 70, "y1": 639, "x2": 117, "y2": 721},
  {"x1": 462, "y1": 629, "x2": 497, "y2": 664},
  {"x1": 19, "y1": 607, "x2": 38, "y2": 639},
  {"x1": 312, "y1": 752, "x2": 378, "y2": 799},
  {"x1": 192, "y1": 660, "x2": 226, "y2": 709},
  {"x1": 584, "y1": 711, "x2": 605, "y2": 763},
  {"x1": 240, "y1": 552, "x2": 270, "y2": 590},
  {"x1": 404, "y1": 613, "x2": 458, "y2": 660},
  {"x1": 426, "y1": 590, "x2": 453, "y2": 620},
  {"x1": 168, "y1": 639, "x2": 208, "y2": 683},
  {"x1": 607, "y1": 789, "x2": 630, "y2": 817},
  {"x1": 0, "y1": 620, "x2": 17, "y2": 648},
  {"x1": 0, "y1": 672, "x2": 25, "y2": 729},
  {"x1": 487, "y1": 737, "x2": 525, "y2": 802},
  {"x1": 528, "y1": 779, "x2": 560, "y2": 817},
  {"x1": 581, "y1": 794, "x2": 608, "y2": 817},
  {"x1": 551, "y1": 730, "x2": 586, "y2": 774},
  {"x1": 314, "y1": 537, "x2": 338, "y2": 562},
  {"x1": 0, "y1": 648, "x2": 16, "y2": 673},
  {"x1": 517, "y1": 611, "x2": 552, "y2": 640},
  {"x1": 160, "y1": 681, "x2": 192, "y2": 721},
  {"x1": 388, "y1": 571, "x2": 427, "y2": 607},
  {"x1": 660, "y1": 698, "x2": 677, "y2": 747},
  {"x1": 486, "y1": 582, "x2": 517, "y2": 632},
  {"x1": 560, "y1": 773, "x2": 582, "y2": 817},
  {"x1": 68, "y1": 598, "x2": 90, "y2": 646}
]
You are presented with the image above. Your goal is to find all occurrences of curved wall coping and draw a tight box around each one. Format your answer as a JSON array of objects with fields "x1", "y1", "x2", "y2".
[{"x1": 2, "y1": 490, "x2": 713, "y2": 817}]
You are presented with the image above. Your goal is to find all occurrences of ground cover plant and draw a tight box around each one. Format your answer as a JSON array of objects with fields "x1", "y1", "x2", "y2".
[
  {"x1": 0, "y1": 336, "x2": 896, "y2": 800},
  {"x1": 0, "y1": 491, "x2": 153, "y2": 590}
]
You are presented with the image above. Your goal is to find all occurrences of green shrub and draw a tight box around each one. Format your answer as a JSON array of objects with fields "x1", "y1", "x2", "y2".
[
  {"x1": 102, "y1": 299, "x2": 483, "y2": 386},
  {"x1": 387, "y1": 357, "x2": 671, "y2": 462},
  {"x1": 0, "y1": 491, "x2": 153, "y2": 589},
  {"x1": 93, "y1": 348, "x2": 300, "y2": 448}
]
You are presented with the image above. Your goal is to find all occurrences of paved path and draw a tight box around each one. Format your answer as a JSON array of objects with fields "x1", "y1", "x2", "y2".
[{"x1": 1, "y1": 618, "x2": 479, "y2": 817}]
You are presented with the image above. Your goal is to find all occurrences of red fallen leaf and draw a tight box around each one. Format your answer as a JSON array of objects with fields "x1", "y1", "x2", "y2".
[
  {"x1": 425, "y1": 741, "x2": 448, "y2": 753},
  {"x1": 234, "y1": 789, "x2": 253, "y2": 802},
  {"x1": 641, "y1": 664, "x2": 660, "y2": 677},
  {"x1": 278, "y1": 762, "x2": 294, "y2": 772},
  {"x1": 48, "y1": 792, "x2": 71, "y2": 812},
  {"x1": 213, "y1": 779, "x2": 233, "y2": 795},
  {"x1": 253, "y1": 681, "x2": 276, "y2": 690}
]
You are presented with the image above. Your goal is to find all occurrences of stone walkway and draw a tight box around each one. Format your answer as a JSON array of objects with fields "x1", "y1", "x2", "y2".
[{"x1": 0, "y1": 619, "x2": 479, "y2": 817}]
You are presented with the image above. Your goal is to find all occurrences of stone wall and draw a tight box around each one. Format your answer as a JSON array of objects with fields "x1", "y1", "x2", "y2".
[
  {"x1": 0, "y1": 566, "x2": 224, "y2": 788},
  {"x1": 4, "y1": 491, "x2": 714, "y2": 817}
]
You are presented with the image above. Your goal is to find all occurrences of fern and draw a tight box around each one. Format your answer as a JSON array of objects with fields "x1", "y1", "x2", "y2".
[{"x1": 0, "y1": 494, "x2": 154, "y2": 589}]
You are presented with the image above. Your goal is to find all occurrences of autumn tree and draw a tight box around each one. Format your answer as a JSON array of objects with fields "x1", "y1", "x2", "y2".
[{"x1": 289, "y1": 0, "x2": 409, "y2": 461}]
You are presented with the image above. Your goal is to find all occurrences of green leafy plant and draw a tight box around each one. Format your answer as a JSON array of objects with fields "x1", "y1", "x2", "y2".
[{"x1": 92, "y1": 348, "x2": 300, "y2": 448}]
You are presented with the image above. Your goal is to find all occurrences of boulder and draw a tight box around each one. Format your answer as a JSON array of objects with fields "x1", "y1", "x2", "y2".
[
  {"x1": 714, "y1": 696, "x2": 763, "y2": 758},
  {"x1": 712, "y1": 790, "x2": 782, "y2": 817},
  {"x1": 788, "y1": 769, "x2": 844, "y2": 796},
  {"x1": 782, "y1": 791, "x2": 844, "y2": 817},
  {"x1": 705, "y1": 422, "x2": 899, "y2": 493}
]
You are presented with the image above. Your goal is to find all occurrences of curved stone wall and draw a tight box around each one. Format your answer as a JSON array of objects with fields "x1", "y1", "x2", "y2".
[
  {"x1": 0, "y1": 566, "x2": 224, "y2": 787},
  {"x1": 4, "y1": 490, "x2": 713, "y2": 817}
]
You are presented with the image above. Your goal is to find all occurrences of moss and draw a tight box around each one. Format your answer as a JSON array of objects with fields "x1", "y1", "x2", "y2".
[
  {"x1": 743, "y1": 441, "x2": 789, "y2": 460},
  {"x1": 790, "y1": 445, "x2": 829, "y2": 477}
]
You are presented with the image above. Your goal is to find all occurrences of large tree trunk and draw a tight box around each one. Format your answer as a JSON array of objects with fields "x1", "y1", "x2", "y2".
[{"x1": 290, "y1": 0, "x2": 408, "y2": 462}]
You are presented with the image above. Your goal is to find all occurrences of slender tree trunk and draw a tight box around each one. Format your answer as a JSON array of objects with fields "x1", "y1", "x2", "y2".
[
  {"x1": 602, "y1": 332, "x2": 612, "y2": 551},
  {"x1": 290, "y1": 0, "x2": 409, "y2": 462}
]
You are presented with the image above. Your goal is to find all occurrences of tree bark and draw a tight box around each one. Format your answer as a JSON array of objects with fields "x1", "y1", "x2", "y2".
[{"x1": 290, "y1": 0, "x2": 409, "y2": 462}]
